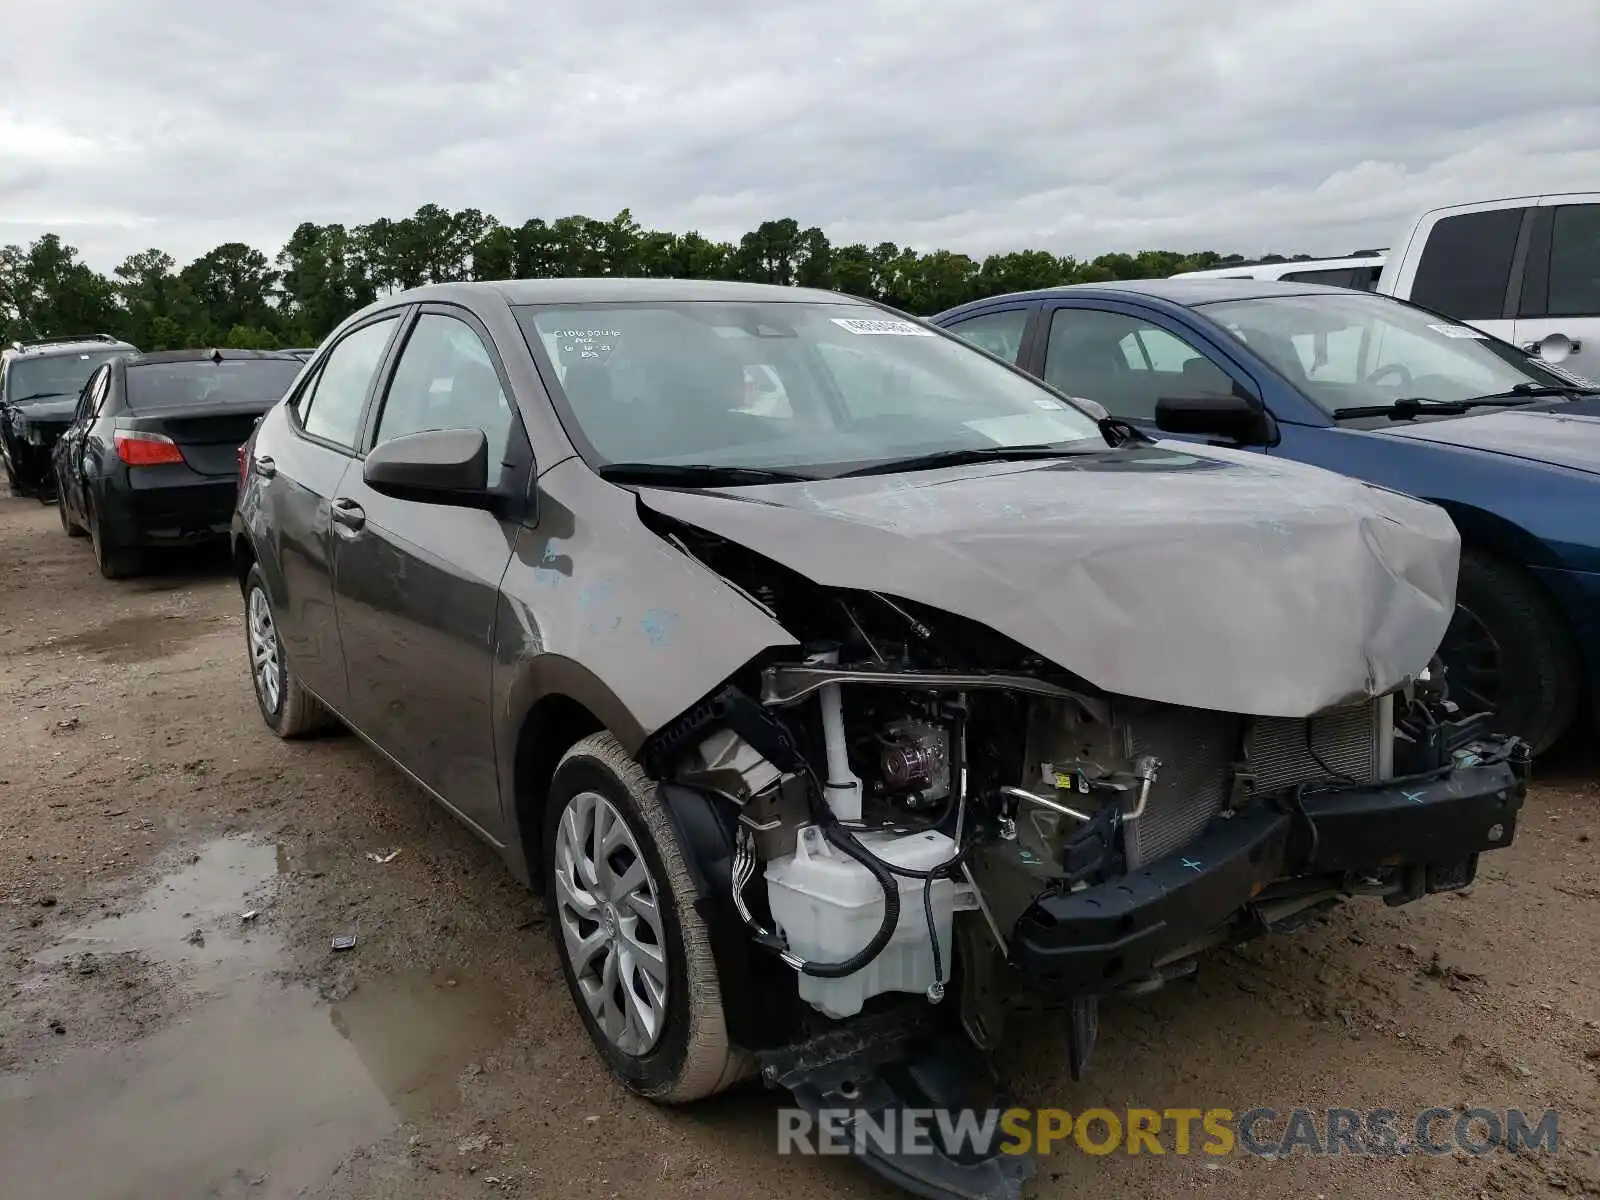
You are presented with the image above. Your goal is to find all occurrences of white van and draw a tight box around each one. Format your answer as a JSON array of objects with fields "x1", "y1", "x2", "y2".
[
  {"x1": 1171, "y1": 251, "x2": 1386, "y2": 290},
  {"x1": 1375, "y1": 192, "x2": 1600, "y2": 377}
]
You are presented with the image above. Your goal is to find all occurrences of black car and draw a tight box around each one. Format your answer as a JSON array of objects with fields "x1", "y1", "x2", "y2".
[
  {"x1": 54, "y1": 348, "x2": 306, "y2": 577},
  {"x1": 1, "y1": 334, "x2": 139, "y2": 499},
  {"x1": 231, "y1": 279, "x2": 1526, "y2": 1197}
]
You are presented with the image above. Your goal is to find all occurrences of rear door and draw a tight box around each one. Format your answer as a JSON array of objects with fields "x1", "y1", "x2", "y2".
[
  {"x1": 1512, "y1": 196, "x2": 1600, "y2": 381},
  {"x1": 939, "y1": 303, "x2": 1039, "y2": 365},
  {"x1": 330, "y1": 305, "x2": 532, "y2": 837},
  {"x1": 258, "y1": 313, "x2": 404, "y2": 714}
]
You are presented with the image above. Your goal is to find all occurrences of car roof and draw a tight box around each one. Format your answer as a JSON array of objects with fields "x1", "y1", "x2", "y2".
[
  {"x1": 1171, "y1": 253, "x2": 1387, "y2": 279},
  {"x1": 7, "y1": 337, "x2": 136, "y2": 358},
  {"x1": 128, "y1": 348, "x2": 302, "y2": 367},
  {"x1": 942, "y1": 277, "x2": 1360, "y2": 316},
  {"x1": 388, "y1": 278, "x2": 871, "y2": 307}
]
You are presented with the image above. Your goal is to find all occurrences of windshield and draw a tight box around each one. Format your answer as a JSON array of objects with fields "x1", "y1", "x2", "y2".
[
  {"x1": 1197, "y1": 291, "x2": 1578, "y2": 414},
  {"x1": 125, "y1": 359, "x2": 304, "y2": 410},
  {"x1": 513, "y1": 302, "x2": 1104, "y2": 474},
  {"x1": 4, "y1": 350, "x2": 127, "y2": 403}
]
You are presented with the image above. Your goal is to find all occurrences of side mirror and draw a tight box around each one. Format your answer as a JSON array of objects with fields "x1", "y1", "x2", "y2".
[
  {"x1": 1155, "y1": 392, "x2": 1276, "y2": 445},
  {"x1": 363, "y1": 427, "x2": 491, "y2": 506}
]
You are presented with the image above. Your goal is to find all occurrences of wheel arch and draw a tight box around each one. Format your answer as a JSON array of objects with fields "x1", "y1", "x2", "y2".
[
  {"x1": 231, "y1": 530, "x2": 257, "y2": 593},
  {"x1": 1428, "y1": 496, "x2": 1582, "y2": 654},
  {"x1": 507, "y1": 690, "x2": 607, "y2": 888},
  {"x1": 1429, "y1": 496, "x2": 1588, "y2": 744}
]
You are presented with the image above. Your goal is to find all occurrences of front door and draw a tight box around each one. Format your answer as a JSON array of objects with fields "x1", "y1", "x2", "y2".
[
  {"x1": 261, "y1": 314, "x2": 403, "y2": 713},
  {"x1": 1032, "y1": 301, "x2": 1256, "y2": 443},
  {"x1": 60, "y1": 367, "x2": 107, "y2": 524},
  {"x1": 330, "y1": 306, "x2": 530, "y2": 838}
]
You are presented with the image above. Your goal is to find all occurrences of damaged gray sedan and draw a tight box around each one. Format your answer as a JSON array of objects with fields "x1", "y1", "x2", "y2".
[{"x1": 232, "y1": 280, "x2": 1529, "y2": 1199}]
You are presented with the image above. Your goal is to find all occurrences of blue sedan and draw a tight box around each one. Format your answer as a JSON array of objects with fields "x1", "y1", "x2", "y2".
[{"x1": 932, "y1": 279, "x2": 1600, "y2": 753}]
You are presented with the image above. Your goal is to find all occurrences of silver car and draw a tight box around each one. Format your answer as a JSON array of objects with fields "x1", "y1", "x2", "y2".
[{"x1": 231, "y1": 279, "x2": 1528, "y2": 1197}]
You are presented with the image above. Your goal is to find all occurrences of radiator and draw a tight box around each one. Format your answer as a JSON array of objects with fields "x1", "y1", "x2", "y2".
[
  {"x1": 1245, "y1": 698, "x2": 1390, "y2": 793},
  {"x1": 1123, "y1": 707, "x2": 1240, "y2": 868},
  {"x1": 1120, "y1": 697, "x2": 1390, "y2": 869}
]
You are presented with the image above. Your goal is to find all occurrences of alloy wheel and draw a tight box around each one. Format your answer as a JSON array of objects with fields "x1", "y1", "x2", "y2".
[
  {"x1": 1437, "y1": 602, "x2": 1502, "y2": 720},
  {"x1": 246, "y1": 586, "x2": 283, "y2": 714},
  {"x1": 552, "y1": 789, "x2": 670, "y2": 1056}
]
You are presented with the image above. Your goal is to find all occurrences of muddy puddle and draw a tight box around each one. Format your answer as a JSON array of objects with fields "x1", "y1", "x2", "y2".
[
  {"x1": 0, "y1": 836, "x2": 515, "y2": 1200},
  {"x1": 47, "y1": 612, "x2": 221, "y2": 663}
]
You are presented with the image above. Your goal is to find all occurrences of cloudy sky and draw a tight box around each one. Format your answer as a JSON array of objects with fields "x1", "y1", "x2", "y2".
[{"x1": 3, "y1": 0, "x2": 1597, "y2": 271}]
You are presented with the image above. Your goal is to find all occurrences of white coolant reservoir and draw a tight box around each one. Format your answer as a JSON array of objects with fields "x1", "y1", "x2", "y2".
[{"x1": 765, "y1": 825, "x2": 959, "y2": 1019}]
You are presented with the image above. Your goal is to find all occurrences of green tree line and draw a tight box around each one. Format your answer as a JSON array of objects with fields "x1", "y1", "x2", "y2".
[{"x1": 0, "y1": 206, "x2": 1313, "y2": 350}]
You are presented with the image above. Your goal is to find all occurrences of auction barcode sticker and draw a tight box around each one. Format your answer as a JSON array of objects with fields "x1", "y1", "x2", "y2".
[
  {"x1": 1427, "y1": 322, "x2": 1488, "y2": 339},
  {"x1": 831, "y1": 317, "x2": 935, "y2": 336}
]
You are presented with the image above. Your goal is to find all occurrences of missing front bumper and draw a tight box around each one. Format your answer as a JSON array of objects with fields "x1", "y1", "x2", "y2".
[{"x1": 1010, "y1": 742, "x2": 1529, "y2": 996}]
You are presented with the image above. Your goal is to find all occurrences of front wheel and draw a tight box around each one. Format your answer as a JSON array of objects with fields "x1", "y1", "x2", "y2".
[
  {"x1": 544, "y1": 732, "x2": 747, "y2": 1103},
  {"x1": 1440, "y1": 550, "x2": 1578, "y2": 755}
]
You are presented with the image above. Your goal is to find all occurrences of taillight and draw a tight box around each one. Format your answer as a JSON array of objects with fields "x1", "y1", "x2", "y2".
[
  {"x1": 114, "y1": 429, "x2": 185, "y2": 466},
  {"x1": 238, "y1": 443, "x2": 248, "y2": 490}
]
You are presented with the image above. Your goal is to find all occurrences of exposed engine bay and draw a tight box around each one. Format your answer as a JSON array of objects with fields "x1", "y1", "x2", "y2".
[{"x1": 636, "y1": 515, "x2": 1530, "y2": 1200}]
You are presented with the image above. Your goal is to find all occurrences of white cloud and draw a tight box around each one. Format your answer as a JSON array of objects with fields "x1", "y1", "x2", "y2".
[{"x1": 0, "y1": 0, "x2": 1595, "y2": 270}]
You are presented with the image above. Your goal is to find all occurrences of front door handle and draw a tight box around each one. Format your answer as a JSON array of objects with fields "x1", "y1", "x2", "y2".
[
  {"x1": 253, "y1": 454, "x2": 276, "y2": 479},
  {"x1": 1523, "y1": 334, "x2": 1583, "y2": 355},
  {"x1": 331, "y1": 498, "x2": 366, "y2": 532}
]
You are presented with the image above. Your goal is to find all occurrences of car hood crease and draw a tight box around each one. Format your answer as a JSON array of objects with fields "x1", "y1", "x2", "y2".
[{"x1": 634, "y1": 446, "x2": 1461, "y2": 718}]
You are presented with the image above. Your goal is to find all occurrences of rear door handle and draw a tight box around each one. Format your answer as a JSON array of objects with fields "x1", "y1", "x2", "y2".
[
  {"x1": 253, "y1": 455, "x2": 276, "y2": 478},
  {"x1": 331, "y1": 497, "x2": 366, "y2": 532}
]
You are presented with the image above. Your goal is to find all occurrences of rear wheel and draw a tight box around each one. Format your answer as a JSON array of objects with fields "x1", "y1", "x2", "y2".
[
  {"x1": 244, "y1": 563, "x2": 332, "y2": 738},
  {"x1": 1440, "y1": 549, "x2": 1578, "y2": 755},
  {"x1": 88, "y1": 503, "x2": 142, "y2": 579},
  {"x1": 544, "y1": 732, "x2": 746, "y2": 1103},
  {"x1": 58, "y1": 495, "x2": 85, "y2": 538}
]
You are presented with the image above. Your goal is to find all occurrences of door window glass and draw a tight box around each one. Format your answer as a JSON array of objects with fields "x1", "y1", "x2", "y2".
[
  {"x1": 1280, "y1": 267, "x2": 1358, "y2": 287},
  {"x1": 1043, "y1": 309, "x2": 1235, "y2": 420},
  {"x1": 1410, "y1": 208, "x2": 1525, "y2": 320},
  {"x1": 376, "y1": 313, "x2": 519, "y2": 472},
  {"x1": 943, "y1": 308, "x2": 1029, "y2": 363},
  {"x1": 1547, "y1": 204, "x2": 1600, "y2": 318},
  {"x1": 300, "y1": 318, "x2": 398, "y2": 448}
]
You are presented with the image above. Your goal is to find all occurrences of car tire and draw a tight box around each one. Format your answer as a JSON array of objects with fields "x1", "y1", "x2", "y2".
[
  {"x1": 544, "y1": 731, "x2": 748, "y2": 1104},
  {"x1": 1442, "y1": 549, "x2": 1578, "y2": 755},
  {"x1": 58, "y1": 496, "x2": 86, "y2": 538},
  {"x1": 88, "y1": 503, "x2": 142, "y2": 579},
  {"x1": 243, "y1": 563, "x2": 332, "y2": 739}
]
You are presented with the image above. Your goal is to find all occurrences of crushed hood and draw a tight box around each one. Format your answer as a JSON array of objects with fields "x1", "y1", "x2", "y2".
[
  {"x1": 1375, "y1": 397, "x2": 1600, "y2": 476},
  {"x1": 636, "y1": 445, "x2": 1460, "y2": 718}
]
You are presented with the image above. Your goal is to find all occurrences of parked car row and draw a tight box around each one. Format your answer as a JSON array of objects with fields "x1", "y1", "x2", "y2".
[
  {"x1": 224, "y1": 276, "x2": 1529, "y2": 1198},
  {"x1": 1174, "y1": 189, "x2": 1600, "y2": 381},
  {"x1": 0, "y1": 334, "x2": 140, "y2": 499},
  {"x1": 7, "y1": 192, "x2": 1587, "y2": 1199},
  {"x1": 933, "y1": 191, "x2": 1600, "y2": 756},
  {"x1": 51, "y1": 349, "x2": 305, "y2": 577}
]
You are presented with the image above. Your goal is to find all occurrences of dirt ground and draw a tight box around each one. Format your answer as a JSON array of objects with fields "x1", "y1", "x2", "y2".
[{"x1": 1, "y1": 487, "x2": 1597, "y2": 1200}]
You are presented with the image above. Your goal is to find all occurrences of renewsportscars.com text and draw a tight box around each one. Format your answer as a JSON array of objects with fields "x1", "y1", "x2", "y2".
[{"x1": 777, "y1": 1105, "x2": 1560, "y2": 1158}]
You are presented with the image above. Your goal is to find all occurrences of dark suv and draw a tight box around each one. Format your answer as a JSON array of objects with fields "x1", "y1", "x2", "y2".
[{"x1": 1, "y1": 335, "x2": 140, "y2": 499}]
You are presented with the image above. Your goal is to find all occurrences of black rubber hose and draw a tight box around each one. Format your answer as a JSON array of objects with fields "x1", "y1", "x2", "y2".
[{"x1": 795, "y1": 821, "x2": 902, "y2": 979}]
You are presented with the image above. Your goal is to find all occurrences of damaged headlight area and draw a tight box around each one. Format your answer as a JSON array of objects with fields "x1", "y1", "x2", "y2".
[{"x1": 638, "y1": 522, "x2": 1531, "y2": 1200}]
